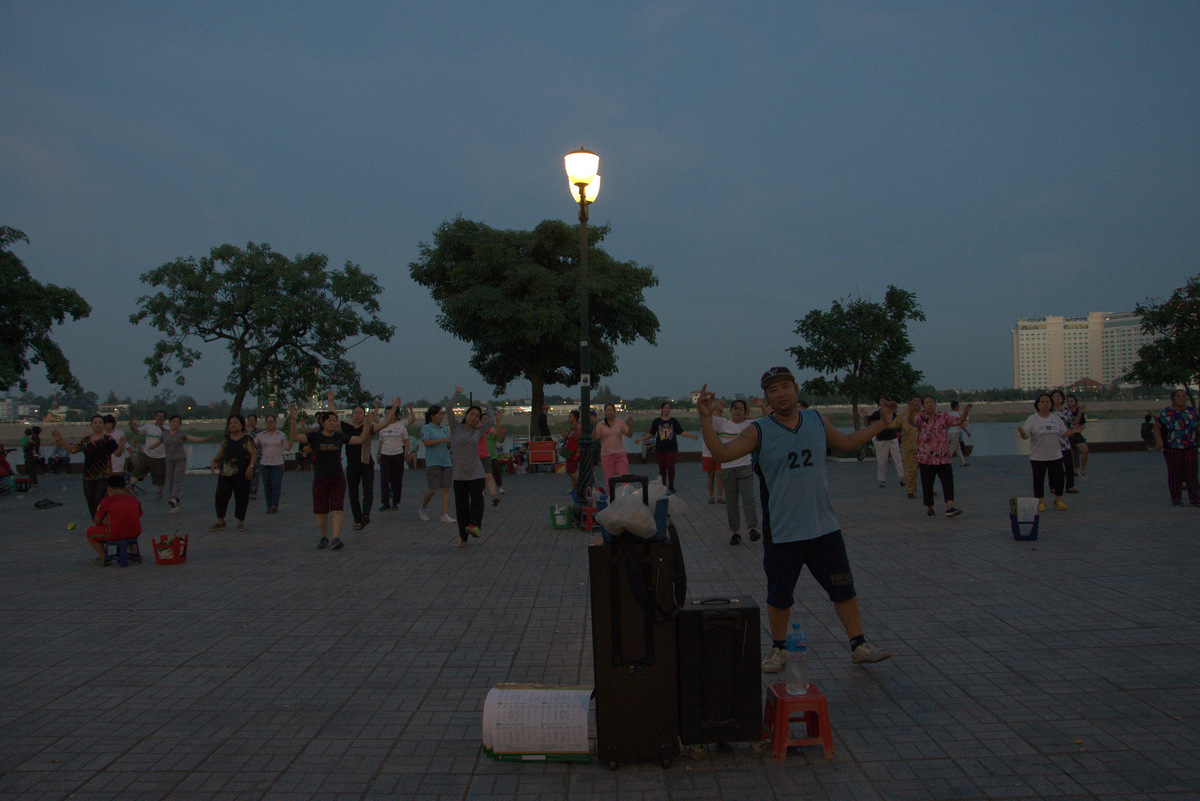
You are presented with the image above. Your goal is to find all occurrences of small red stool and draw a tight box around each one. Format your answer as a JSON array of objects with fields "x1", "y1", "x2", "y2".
[
  {"x1": 14, "y1": 477, "x2": 32, "y2": 492},
  {"x1": 579, "y1": 506, "x2": 599, "y2": 532},
  {"x1": 763, "y1": 682, "x2": 833, "y2": 760}
]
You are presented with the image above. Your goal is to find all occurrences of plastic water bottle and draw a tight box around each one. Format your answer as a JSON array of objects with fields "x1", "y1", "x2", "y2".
[{"x1": 785, "y1": 625, "x2": 809, "y2": 695}]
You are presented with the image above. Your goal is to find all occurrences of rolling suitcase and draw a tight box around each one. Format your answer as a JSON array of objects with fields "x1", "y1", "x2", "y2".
[
  {"x1": 676, "y1": 596, "x2": 764, "y2": 756},
  {"x1": 588, "y1": 482, "x2": 686, "y2": 769}
]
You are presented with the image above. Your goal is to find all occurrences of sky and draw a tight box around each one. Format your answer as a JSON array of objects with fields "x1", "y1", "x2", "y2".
[{"x1": 3, "y1": 1, "x2": 1198, "y2": 406}]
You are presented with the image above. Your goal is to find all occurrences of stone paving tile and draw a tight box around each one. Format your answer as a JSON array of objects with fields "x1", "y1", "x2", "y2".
[{"x1": 2, "y1": 453, "x2": 1200, "y2": 799}]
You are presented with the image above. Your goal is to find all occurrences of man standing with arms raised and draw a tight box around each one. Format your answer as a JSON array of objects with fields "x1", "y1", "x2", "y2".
[{"x1": 697, "y1": 367, "x2": 894, "y2": 673}]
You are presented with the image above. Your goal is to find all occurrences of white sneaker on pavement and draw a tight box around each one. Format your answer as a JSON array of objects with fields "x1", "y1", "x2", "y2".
[
  {"x1": 418, "y1": 508, "x2": 430, "y2": 521},
  {"x1": 441, "y1": 514, "x2": 457, "y2": 523},
  {"x1": 851, "y1": 642, "x2": 893, "y2": 664},
  {"x1": 761, "y1": 647, "x2": 786, "y2": 673}
]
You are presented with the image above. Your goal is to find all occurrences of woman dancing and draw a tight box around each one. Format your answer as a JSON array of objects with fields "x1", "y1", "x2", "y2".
[
  {"x1": 1017, "y1": 393, "x2": 1080, "y2": 511},
  {"x1": 51, "y1": 416, "x2": 119, "y2": 519},
  {"x1": 1153, "y1": 389, "x2": 1199, "y2": 506},
  {"x1": 208, "y1": 414, "x2": 257, "y2": 532},
  {"x1": 290, "y1": 404, "x2": 375, "y2": 549},
  {"x1": 447, "y1": 386, "x2": 492, "y2": 547},
  {"x1": 909, "y1": 396, "x2": 973, "y2": 517},
  {"x1": 161, "y1": 414, "x2": 210, "y2": 514}
]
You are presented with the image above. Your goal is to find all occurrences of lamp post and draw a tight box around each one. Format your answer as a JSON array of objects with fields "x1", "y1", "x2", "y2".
[{"x1": 564, "y1": 148, "x2": 600, "y2": 496}]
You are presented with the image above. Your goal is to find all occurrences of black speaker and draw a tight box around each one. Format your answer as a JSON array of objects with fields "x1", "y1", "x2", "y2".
[
  {"x1": 676, "y1": 596, "x2": 762, "y2": 745},
  {"x1": 589, "y1": 540, "x2": 681, "y2": 768}
]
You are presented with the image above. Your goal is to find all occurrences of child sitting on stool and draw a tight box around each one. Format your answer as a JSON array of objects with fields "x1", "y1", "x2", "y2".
[{"x1": 86, "y1": 474, "x2": 143, "y2": 566}]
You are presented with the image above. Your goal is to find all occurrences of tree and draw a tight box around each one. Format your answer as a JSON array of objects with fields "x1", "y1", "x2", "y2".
[
  {"x1": 788, "y1": 285, "x2": 926, "y2": 428},
  {"x1": 409, "y1": 217, "x2": 659, "y2": 428},
  {"x1": 593, "y1": 383, "x2": 619, "y2": 403},
  {"x1": 1125, "y1": 273, "x2": 1200, "y2": 390},
  {"x1": 59, "y1": 389, "x2": 99, "y2": 414},
  {"x1": 131, "y1": 242, "x2": 395, "y2": 414},
  {"x1": 0, "y1": 226, "x2": 92, "y2": 392}
]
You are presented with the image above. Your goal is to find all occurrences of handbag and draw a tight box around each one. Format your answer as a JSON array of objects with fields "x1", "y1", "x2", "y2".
[{"x1": 559, "y1": 442, "x2": 575, "y2": 460}]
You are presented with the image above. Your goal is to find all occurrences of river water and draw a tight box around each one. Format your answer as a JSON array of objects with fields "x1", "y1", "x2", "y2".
[{"x1": 180, "y1": 419, "x2": 1146, "y2": 465}]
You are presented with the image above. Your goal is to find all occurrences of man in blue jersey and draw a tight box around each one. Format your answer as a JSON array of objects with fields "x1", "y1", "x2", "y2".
[{"x1": 698, "y1": 366, "x2": 894, "y2": 671}]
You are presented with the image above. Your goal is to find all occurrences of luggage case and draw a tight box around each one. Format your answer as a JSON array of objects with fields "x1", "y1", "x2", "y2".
[
  {"x1": 676, "y1": 596, "x2": 764, "y2": 756},
  {"x1": 589, "y1": 508, "x2": 686, "y2": 769}
]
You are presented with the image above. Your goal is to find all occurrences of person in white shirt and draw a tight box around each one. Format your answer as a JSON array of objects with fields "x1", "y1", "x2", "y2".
[
  {"x1": 253, "y1": 415, "x2": 291, "y2": 513},
  {"x1": 712, "y1": 398, "x2": 760, "y2": 545},
  {"x1": 377, "y1": 399, "x2": 416, "y2": 511},
  {"x1": 102, "y1": 415, "x2": 128, "y2": 481},
  {"x1": 129, "y1": 410, "x2": 168, "y2": 500},
  {"x1": 1017, "y1": 393, "x2": 1081, "y2": 511},
  {"x1": 947, "y1": 400, "x2": 969, "y2": 467}
]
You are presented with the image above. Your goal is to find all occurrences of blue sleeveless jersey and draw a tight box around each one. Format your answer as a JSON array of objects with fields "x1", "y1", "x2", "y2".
[{"x1": 752, "y1": 409, "x2": 840, "y2": 543}]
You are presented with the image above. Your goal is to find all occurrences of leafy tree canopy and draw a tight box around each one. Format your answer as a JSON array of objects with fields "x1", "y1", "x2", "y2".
[
  {"x1": 788, "y1": 285, "x2": 926, "y2": 428},
  {"x1": 0, "y1": 226, "x2": 92, "y2": 392},
  {"x1": 1126, "y1": 272, "x2": 1200, "y2": 390},
  {"x1": 131, "y1": 242, "x2": 395, "y2": 414},
  {"x1": 409, "y1": 217, "x2": 659, "y2": 420}
]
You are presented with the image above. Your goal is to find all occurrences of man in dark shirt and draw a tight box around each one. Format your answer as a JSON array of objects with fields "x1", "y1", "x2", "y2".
[{"x1": 866, "y1": 397, "x2": 903, "y2": 488}]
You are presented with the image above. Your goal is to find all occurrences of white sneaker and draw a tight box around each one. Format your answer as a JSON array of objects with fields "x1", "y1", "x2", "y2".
[
  {"x1": 441, "y1": 514, "x2": 457, "y2": 523},
  {"x1": 851, "y1": 642, "x2": 893, "y2": 664},
  {"x1": 498, "y1": 488, "x2": 506, "y2": 496},
  {"x1": 169, "y1": 505, "x2": 179, "y2": 515},
  {"x1": 761, "y1": 647, "x2": 786, "y2": 673},
  {"x1": 418, "y1": 508, "x2": 430, "y2": 521}
]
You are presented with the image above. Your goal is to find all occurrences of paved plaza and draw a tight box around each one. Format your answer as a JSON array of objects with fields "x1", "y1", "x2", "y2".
[{"x1": 1, "y1": 451, "x2": 1198, "y2": 800}]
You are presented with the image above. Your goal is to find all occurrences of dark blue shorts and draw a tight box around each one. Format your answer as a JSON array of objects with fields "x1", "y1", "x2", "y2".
[{"x1": 762, "y1": 530, "x2": 856, "y2": 609}]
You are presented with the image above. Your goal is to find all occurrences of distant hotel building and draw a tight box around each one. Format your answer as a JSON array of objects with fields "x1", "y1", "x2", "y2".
[{"x1": 1012, "y1": 312, "x2": 1157, "y2": 390}]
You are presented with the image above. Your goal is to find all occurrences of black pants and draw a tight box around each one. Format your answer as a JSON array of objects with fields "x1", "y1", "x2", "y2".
[
  {"x1": 345, "y1": 461, "x2": 374, "y2": 524},
  {"x1": 1031, "y1": 458, "x2": 1065, "y2": 498},
  {"x1": 82, "y1": 478, "x2": 108, "y2": 520},
  {"x1": 215, "y1": 475, "x2": 250, "y2": 521},
  {"x1": 379, "y1": 453, "x2": 406, "y2": 507},
  {"x1": 1060, "y1": 449, "x2": 1075, "y2": 490},
  {"x1": 453, "y1": 478, "x2": 485, "y2": 542},
  {"x1": 919, "y1": 463, "x2": 954, "y2": 507},
  {"x1": 490, "y1": 458, "x2": 504, "y2": 488}
]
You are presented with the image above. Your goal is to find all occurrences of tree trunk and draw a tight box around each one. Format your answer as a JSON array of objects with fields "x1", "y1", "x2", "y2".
[
  {"x1": 851, "y1": 395, "x2": 861, "y2": 430},
  {"x1": 528, "y1": 373, "x2": 545, "y2": 439},
  {"x1": 230, "y1": 379, "x2": 251, "y2": 417}
]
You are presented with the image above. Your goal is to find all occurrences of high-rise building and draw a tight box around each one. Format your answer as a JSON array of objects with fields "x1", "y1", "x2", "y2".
[{"x1": 1012, "y1": 312, "x2": 1158, "y2": 390}]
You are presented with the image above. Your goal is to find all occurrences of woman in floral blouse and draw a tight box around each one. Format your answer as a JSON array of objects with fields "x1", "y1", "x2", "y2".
[
  {"x1": 1153, "y1": 389, "x2": 1199, "y2": 506},
  {"x1": 909, "y1": 396, "x2": 972, "y2": 518}
]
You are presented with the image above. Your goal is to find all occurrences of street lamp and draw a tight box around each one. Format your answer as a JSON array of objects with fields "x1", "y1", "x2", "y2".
[{"x1": 564, "y1": 147, "x2": 599, "y2": 496}]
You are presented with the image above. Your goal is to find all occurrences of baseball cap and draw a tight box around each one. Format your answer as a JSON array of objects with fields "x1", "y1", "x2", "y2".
[{"x1": 760, "y1": 366, "x2": 796, "y2": 390}]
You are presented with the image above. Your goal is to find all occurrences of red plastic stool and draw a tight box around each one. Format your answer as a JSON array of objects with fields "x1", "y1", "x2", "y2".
[
  {"x1": 763, "y1": 682, "x2": 833, "y2": 760},
  {"x1": 579, "y1": 506, "x2": 599, "y2": 532},
  {"x1": 14, "y1": 477, "x2": 32, "y2": 492}
]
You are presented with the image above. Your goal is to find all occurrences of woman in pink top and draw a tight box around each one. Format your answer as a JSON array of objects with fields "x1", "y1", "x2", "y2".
[
  {"x1": 910, "y1": 396, "x2": 972, "y2": 518},
  {"x1": 593, "y1": 404, "x2": 634, "y2": 486}
]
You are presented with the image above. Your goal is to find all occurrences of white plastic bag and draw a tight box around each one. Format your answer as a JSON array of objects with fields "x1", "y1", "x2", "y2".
[
  {"x1": 595, "y1": 487, "x2": 658, "y2": 538},
  {"x1": 646, "y1": 476, "x2": 688, "y2": 515}
]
